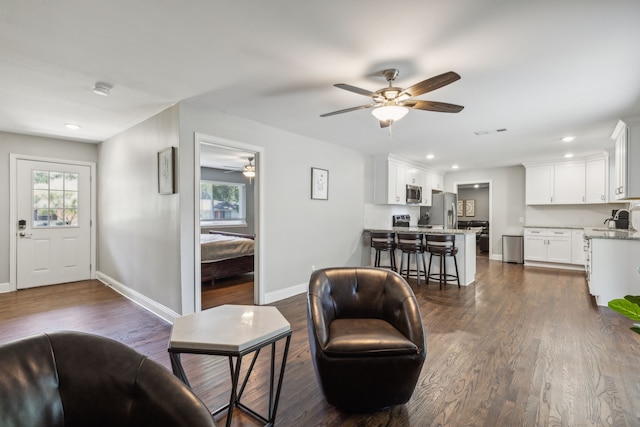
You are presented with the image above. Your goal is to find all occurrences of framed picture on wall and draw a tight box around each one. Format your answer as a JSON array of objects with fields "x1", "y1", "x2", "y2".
[
  {"x1": 457, "y1": 200, "x2": 465, "y2": 217},
  {"x1": 465, "y1": 199, "x2": 476, "y2": 217},
  {"x1": 158, "y1": 147, "x2": 176, "y2": 194},
  {"x1": 311, "y1": 167, "x2": 328, "y2": 200}
]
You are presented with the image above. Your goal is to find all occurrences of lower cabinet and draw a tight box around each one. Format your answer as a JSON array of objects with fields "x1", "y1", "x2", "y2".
[{"x1": 524, "y1": 228, "x2": 576, "y2": 265}]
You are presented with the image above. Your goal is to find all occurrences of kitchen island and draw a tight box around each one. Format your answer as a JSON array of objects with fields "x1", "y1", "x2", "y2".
[
  {"x1": 584, "y1": 227, "x2": 640, "y2": 306},
  {"x1": 364, "y1": 228, "x2": 477, "y2": 286}
]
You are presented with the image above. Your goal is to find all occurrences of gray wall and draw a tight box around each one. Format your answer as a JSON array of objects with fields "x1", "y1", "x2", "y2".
[
  {"x1": 446, "y1": 165, "x2": 526, "y2": 257},
  {"x1": 200, "y1": 167, "x2": 255, "y2": 236},
  {"x1": 180, "y1": 101, "x2": 366, "y2": 308},
  {"x1": 0, "y1": 132, "x2": 98, "y2": 285},
  {"x1": 97, "y1": 105, "x2": 182, "y2": 312},
  {"x1": 458, "y1": 187, "x2": 490, "y2": 221}
]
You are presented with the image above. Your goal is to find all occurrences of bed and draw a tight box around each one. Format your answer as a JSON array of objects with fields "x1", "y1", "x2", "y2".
[{"x1": 200, "y1": 231, "x2": 255, "y2": 284}]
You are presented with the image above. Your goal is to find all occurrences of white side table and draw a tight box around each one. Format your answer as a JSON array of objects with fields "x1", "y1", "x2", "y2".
[{"x1": 168, "y1": 305, "x2": 292, "y2": 427}]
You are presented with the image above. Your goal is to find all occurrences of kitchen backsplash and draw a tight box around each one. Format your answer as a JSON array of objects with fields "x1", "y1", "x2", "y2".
[
  {"x1": 525, "y1": 203, "x2": 630, "y2": 227},
  {"x1": 364, "y1": 203, "x2": 420, "y2": 229}
]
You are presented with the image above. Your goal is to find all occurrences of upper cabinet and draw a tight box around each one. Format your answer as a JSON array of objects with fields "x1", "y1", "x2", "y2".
[
  {"x1": 524, "y1": 155, "x2": 608, "y2": 205},
  {"x1": 611, "y1": 118, "x2": 640, "y2": 200},
  {"x1": 373, "y1": 155, "x2": 441, "y2": 206}
]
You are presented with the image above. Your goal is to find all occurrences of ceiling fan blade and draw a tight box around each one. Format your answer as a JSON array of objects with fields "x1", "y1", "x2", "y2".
[
  {"x1": 380, "y1": 120, "x2": 392, "y2": 128},
  {"x1": 334, "y1": 83, "x2": 378, "y2": 97},
  {"x1": 320, "y1": 103, "x2": 377, "y2": 117},
  {"x1": 399, "y1": 71, "x2": 461, "y2": 99},
  {"x1": 405, "y1": 100, "x2": 464, "y2": 113}
]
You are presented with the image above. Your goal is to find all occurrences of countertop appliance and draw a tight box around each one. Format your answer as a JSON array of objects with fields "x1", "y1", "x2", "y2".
[
  {"x1": 392, "y1": 215, "x2": 410, "y2": 227},
  {"x1": 429, "y1": 192, "x2": 458, "y2": 229},
  {"x1": 612, "y1": 209, "x2": 629, "y2": 229},
  {"x1": 406, "y1": 184, "x2": 422, "y2": 204}
]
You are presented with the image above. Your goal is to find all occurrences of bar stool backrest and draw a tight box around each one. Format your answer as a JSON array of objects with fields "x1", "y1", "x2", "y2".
[
  {"x1": 397, "y1": 233, "x2": 424, "y2": 252},
  {"x1": 425, "y1": 234, "x2": 456, "y2": 254},
  {"x1": 371, "y1": 232, "x2": 396, "y2": 249}
]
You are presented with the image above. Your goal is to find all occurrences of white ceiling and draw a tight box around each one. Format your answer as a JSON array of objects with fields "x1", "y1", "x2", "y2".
[{"x1": 2, "y1": 1, "x2": 640, "y2": 173}]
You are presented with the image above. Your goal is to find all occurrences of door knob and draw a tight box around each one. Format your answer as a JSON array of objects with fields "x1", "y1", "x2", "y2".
[{"x1": 18, "y1": 232, "x2": 31, "y2": 238}]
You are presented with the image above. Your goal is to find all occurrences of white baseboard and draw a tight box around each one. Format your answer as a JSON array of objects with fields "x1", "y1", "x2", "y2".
[
  {"x1": 0, "y1": 282, "x2": 12, "y2": 294},
  {"x1": 264, "y1": 282, "x2": 307, "y2": 304},
  {"x1": 523, "y1": 261, "x2": 584, "y2": 271},
  {"x1": 490, "y1": 254, "x2": 503, "y2": 262},
  {"x1": 96, "y1": 271, "x2": 179, "y2": 324}
]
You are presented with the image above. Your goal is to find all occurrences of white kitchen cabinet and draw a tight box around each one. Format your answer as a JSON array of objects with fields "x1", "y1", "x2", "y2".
[
  {"x1": 585, "y1": 158, "x2": 607, "y2": 203},
  {"x1": 611, "y1": 118, "x2": 640, "y2": 200},
  {"x1": 589, "y1": 237, "x2": 640, "y2": 306},
  {"x1": 524, "y1": 228, "x2": 572, "y2": 264},
  {"x1": 554, "y1": 163, "x2": 585, "y2": 204},
  {"x1": 571, "y1": 229, "x2": 586, "y2": 265},
  {"x1": 525, "y1": 156, "x2": 608, "y2": 205},
  {"x1": 525, "y1": 165, "x2": 554, "y2": 204},
  {"x1": 374, "y1": 158, "x2": 406, "y2": 204}
]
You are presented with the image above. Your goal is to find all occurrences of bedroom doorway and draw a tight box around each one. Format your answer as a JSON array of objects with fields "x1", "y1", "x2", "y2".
[{"x1": 195, "y1": 134, "x2": 262, "y2": 311}]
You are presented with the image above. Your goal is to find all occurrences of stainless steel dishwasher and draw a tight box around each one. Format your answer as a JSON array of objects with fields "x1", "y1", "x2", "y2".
[{"x1": 502, "y1": 234, "x2": 524, "y2": 264}]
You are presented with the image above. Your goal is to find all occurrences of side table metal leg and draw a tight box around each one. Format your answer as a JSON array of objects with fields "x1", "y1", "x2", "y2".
[
  {"x1": 225, "y1": 355, "x2": 243, "y2": 427},
  {"x1": 268, "y1": 335, "x2": 291, "y2": 425},
  {"x1": 169, "y1": 352, "x2": 191, "y2": 388}
]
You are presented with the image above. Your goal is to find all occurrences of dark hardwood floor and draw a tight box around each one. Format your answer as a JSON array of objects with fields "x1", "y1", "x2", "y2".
[{"x1": 2, "y1": 257, "x2": 640, "y2": 426}]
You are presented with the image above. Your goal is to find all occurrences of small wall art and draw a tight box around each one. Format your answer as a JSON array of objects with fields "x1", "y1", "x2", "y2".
[
  {"x1": 464, "y1": 199, "x2": 476, "y2": 217},
  {"x1": 311, "y1": 167, "x2": 329, "y2": 200},
  {"x1": 158, "y1": 147, "x2": 176, "y2": 194}
]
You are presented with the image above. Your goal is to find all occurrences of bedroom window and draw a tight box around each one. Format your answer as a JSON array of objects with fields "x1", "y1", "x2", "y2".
[{"x1": 200, "y1": 180, "x2": 246, "y2": 225}]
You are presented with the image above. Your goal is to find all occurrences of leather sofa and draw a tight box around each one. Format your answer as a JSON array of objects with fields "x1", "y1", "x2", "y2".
[
  {"x1": 0, "y1": 331, "x2": 217, "y2": 427},
  {"x1": 307, "y1": 267, "x2": 426, "y2": 412}
]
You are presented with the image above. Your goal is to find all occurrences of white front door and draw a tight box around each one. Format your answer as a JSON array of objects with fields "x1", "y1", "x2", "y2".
[{"x1": 16, "y1": 159, "x2": 92, "y2": 289}]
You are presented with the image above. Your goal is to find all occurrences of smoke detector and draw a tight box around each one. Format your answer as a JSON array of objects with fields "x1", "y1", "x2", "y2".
[{"x1": 93, "y1": 82, "x2": 112, "y2": 96}]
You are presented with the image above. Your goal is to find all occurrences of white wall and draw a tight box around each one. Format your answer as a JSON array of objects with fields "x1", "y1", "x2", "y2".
[
  {"x1": 97, "y1": 105, "x2": 182, "y2": 313},
  {"x1": 446, "y1": 165, "x2": 526, "y2": 257},
  {"x1": 0, "y1": 132, "x2": 98, "y2": 285},
  {"x1": 180, "y1": 101, "x2": 367, "y2": 308},
  {"x1": 525, "y1": 203, "x2": 628, "y2": 227}
]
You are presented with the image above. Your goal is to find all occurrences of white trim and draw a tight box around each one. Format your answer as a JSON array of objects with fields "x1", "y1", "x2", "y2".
[
  {"x1": 0, "y1": 282, "x2": 11, "y2": 293},
  {"x1": 96, "y1": 271, "x2": 178, "y2": 324},
  {"x1": 264, "y1": 282, "x2": 307, "y2": 304},
  {"x1": 490, "y1": 254, "x2": 503, "y2": 262},
  {"x1": 194, "y1": 133, "x2": 266, "y2": 308},
  {"x1": 523, "y1": 261, "x2": 584, "y2": 271},
  {"x1": 9, "y1": 153, "x2": 97, "y2": 293}
]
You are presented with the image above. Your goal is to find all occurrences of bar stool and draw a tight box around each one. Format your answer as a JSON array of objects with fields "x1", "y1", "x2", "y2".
[
  {"x1": 425, "y1": 234, "x2": 460, "y2": 289},
  {"x1": 397, "y1": 233, "x2": 427, "y2": 285},
  {"x1": 370, "y1": 231, "x2": 397, "y2": 272}
]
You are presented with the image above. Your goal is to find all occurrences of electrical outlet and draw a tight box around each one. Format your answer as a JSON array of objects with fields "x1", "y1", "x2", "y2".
[
  {"x1": 311, "y1": 265, "x2": 316, "y2": 272},
  {"x1": 519, "y1": 217, "x2": 524, "y2": 223}
]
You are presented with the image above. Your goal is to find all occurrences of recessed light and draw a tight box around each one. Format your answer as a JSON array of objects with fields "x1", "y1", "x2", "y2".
[
  {"x1": 452, "y1": 164, "x2": 459, "y2": 169},
  {"x1": 474, "y1": 184, "x2": 479, "y2": 188},
  {"x1": 564, "y1": 153, "x2": 574, "y2": 158},
  {"x1": 562, "y1": 136, "x2": 575, "y2": 142},
  {"x1": 93, "y1": 81, "x2": 112, "y2": 96},
  {"x1": 426, "y1": 154, "x2": 434, "y2": 159},
  {"x1": 64, "y1": 123, "x2": 81, "y2": 130}
]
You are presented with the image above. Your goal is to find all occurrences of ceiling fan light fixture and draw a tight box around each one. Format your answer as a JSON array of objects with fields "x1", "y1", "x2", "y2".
[{"x1": 371, "y1": 105, "x2": 408, "y2": 122}]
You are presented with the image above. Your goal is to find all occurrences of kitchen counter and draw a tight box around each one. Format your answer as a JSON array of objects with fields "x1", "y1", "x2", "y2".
[
  {"x1": 366, "y1": 227, "x2": 477, "y2": 235},
  {"x1": 363, "y1": 228, "x2": 476, "y2": 286},
  {"x1": 524, "y1": 225, "x2": 586, "y2": 230},
  {"x1": 583, "y1": 227, "x2": 640, "y2": 240}
]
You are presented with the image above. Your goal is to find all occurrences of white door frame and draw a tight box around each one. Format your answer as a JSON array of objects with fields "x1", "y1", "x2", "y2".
[
  {"x1": 9, "y1": 153, "x2": 97, "y2": 292},
  {"x1": 453, "y1": 179, "x2": 493, "y2": 257},
  {"x1": 194, "y1": 133, "x2": 265, "y2": 310}
]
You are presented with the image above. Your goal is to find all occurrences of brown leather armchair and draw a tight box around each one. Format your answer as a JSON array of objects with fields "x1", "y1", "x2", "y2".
[
  {"x1": 307, "y1": 267, "x2": 426, "y2": 412},
  {"x1": 0, "y1": 331, "x2": 217, "y2": 427}
]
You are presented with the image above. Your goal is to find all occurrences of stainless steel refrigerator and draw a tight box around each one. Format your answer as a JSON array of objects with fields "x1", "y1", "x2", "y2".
[{"x1": 429, "y1": 192, "x2": 458, "y2": 229}]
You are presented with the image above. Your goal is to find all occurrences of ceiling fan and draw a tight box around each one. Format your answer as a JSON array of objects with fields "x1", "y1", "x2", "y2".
[
  {"x1": 320, "y1": 69, "x2": 464, "y2": 128},
  {"x1": 223, "y1": 157, "x2": 256, "y2": 180}
]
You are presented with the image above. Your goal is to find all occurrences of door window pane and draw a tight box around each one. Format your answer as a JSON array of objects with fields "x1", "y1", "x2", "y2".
[{"x1": 32, "y1": 170, "x2": 80, "y2": 228}]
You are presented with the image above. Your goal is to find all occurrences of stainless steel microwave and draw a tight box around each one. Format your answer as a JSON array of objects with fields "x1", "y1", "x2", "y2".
[{"x1": 406, "y1": 184, "x2": 422, "y2": 204}]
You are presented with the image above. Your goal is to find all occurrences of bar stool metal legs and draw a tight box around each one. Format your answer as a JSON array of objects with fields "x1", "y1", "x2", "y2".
[{"x1": 397, "y1": 233, "x2": 427, "y2": 285}]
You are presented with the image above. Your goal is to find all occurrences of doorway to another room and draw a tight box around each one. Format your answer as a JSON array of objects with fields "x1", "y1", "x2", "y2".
[
  {"x1": 455, "y1": 181, "x2": 492, "y2": 259},
  {"x1": 196, "y1": 138, "x2": 260, "y2": 311}
]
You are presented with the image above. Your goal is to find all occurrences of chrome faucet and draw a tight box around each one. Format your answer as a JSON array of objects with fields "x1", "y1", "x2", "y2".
[{"x1": 613, "y1": 209, "x2": 635, "y2": 231}]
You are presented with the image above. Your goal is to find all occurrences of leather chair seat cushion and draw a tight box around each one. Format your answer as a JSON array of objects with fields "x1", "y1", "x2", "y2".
[
  {"x1": 427, "y1": 245, "x2": 458, "y2": 256},
  {"x1": 325, "y1": 318, "x2": 418, "y2": 357}
]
